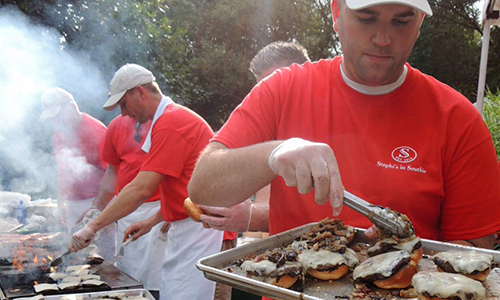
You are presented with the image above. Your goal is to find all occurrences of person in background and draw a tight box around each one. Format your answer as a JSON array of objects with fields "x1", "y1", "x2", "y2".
[
  {"x1": 74, "y1": 114, "x2": 167, "y2": 300},
  {"x1": 250, "y1": 41, "x2": 311, "y2": 82},
  {"x1": 188, "y1": 0, "x2": 500, "y2": 258},
  {"x1": 40, "y1": 87, "x2": 116, "y2": 260},
  {"x1": 67, "y1": 64, "x2": 232, "y2": 300},
  {"x1": 199, "y1": 41, "x2": 311, "y2": 236}
]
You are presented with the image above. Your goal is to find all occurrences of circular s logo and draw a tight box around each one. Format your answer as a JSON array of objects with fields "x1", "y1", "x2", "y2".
[{"x1": 391, "y1": 146, "x2": 417, "y2": 163}]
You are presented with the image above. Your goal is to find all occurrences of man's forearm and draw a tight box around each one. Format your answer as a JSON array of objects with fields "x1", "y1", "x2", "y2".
[
  {"x1": 88, "y1": 181, "x2": 151, "y2": 233},
  {"x1": 150, "y1": 210, "x2": 164, "y2": 226},
  {"x1": 249, "y1": 204, "x2": 269, "y2": 232},
  {"x1": 188, "y1": 141, "x2": 280, "y2": 207}
]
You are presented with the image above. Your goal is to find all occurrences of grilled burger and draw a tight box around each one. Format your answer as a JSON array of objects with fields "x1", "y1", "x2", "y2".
[
  {"x1": 433, "y1": 250, "x2": 494, "y2": 282},
  {"x1": 353, "y1": 250, "x2": 417, "y2": 289},
  {"x1": 412, "y1": 271, "x2": 486, "y2": 300},
  {"x1": 240, "y1": 246, "x2": 304, "y2": 288}
]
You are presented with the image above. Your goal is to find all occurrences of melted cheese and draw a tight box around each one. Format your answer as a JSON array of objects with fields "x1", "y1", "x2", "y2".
[
  {"x1": 57, "y1": 281, "x2": 79, "y2": 290},
  {"x1": 353, "y1": 250, "x2": 408, "y2": 280},
  {"x1": 298, "y1": 248, "x2": 359, "y2": 269},
  {"x1": 33, "y1": 283, "x2": 58, "y2": 293},
  {"x1": 290, "y1": 240, "x2": 308, "y2": 252},
  {"x1": 412, "y1": 271, "x2": 485, "y2": 300},
  {"x1": 241, "y1": 259, "x2": 302, "y2": 276},
  {"x1": 81, "y1": 279, "x2": 106, "y2": 286},
  {"x1": 433, "y1": 250, "x2": 493, "y2": 274},
  {"x1": 394, "y1": 237, "x2": 420, "y2": 253}
]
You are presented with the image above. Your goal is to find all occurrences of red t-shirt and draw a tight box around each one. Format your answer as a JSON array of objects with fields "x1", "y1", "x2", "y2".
[
  {"x1": 140, "y1": 104, "x2": 214, "y2": 222},
  {"x1": 101, "y1": 115, "x2": 160, "y2": 202},
  {"x1": 214, "y1": 57, "x2": 500, "y2": 242},
  {"x1": 53, "y1": 113, "x2": 107, "y2": 200}
]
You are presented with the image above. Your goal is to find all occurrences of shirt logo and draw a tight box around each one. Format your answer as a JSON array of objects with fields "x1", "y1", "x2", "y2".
[{"x1": 391, "y1": 146, "x2": 417, "y2": 163}]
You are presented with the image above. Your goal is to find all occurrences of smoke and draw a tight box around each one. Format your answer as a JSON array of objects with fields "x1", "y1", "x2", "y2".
[{"x1": 0, "y1": 5, "x2": 113, "y2": 199}]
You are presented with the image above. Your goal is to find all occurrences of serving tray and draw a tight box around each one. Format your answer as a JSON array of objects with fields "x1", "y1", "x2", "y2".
[{"x1": 197, "y1": 222, "x2": 500, "y2": 300}]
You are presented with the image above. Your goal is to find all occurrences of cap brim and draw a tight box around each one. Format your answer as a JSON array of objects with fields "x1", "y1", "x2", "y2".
[
  {"x1": 346, "y1": 0, "x2": 432, "y2": 16},
  {"x1": 39, "y1": 106, "x2": 61, "y2": 119},
  {"x1": 103, "y1": 91, "x2": 127, "y2": 111}
]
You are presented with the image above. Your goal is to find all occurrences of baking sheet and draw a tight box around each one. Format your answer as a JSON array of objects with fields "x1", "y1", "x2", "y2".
[
  {"x1": 13, "y1": 289, "x2": 154, "y2": 300},
  {"x1": 197, "y1": 222, "x2": 500, "y2": 300}
]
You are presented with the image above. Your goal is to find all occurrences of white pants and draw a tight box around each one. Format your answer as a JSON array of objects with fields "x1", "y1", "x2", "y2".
[
  {"x1": 160, "y1": 218, "x2": 223, "y2": 300},
  {"x1": 116, "y1": 201, "x2": 167, "y2": 291},
  {"x1": 65, "y1": 197, "x2": 117, "y2": 260}
]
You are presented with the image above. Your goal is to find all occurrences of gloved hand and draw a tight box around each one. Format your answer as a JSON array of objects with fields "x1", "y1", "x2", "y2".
[
  {"x1": 268, "y1": 137, "x2": 344, "y2": 214},
  {"x1": 199, "y1": 199, "x2": 252, "y2": 232},
  {"x1": 82, "y1": 206, "x2": 101, "y2": 226},
  {"x1": 68, "y1": 225, "x2": 96, "y2": 252}
]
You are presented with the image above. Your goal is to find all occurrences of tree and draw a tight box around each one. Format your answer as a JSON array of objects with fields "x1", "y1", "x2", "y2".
[{"x1": 142, "y1": 0, "x2": 336, "y2": 129}]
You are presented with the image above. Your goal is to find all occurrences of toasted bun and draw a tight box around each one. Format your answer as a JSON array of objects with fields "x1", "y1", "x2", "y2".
[
  {"x1": 346, "y1": 231, "x2": 355, "y2": 245},
  {"x1": 411, "y1": 247, "x2": 423, "y2": 264},
  {"x1": 436, "y1": 266, "x2": 491, "y2": 282},
  {"x1": 372, "y1": 261, "x2": 418, "y2": 289},
  {"x1": 183, "y1": 198, "x2": 204, "y2": 222},
  {"x1": 273, "y1": 274, "x2": 299, "y2": 288},
  {"x1": 307, "y1": 265, "x2": 349, "y2": 280}
]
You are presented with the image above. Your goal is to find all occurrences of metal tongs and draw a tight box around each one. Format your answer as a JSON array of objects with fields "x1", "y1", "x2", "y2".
[
  {"x1": 50, "y1": 250, "x2": 72, "y2": 267},
  {"x1": 343, "y1": 190, "x2": 414, "y2": 238}
]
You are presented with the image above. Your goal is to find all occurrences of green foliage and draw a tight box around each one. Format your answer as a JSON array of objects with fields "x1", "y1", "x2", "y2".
[
  {"x1": 410, "y1": 0, "x2": 483, "y2": 102},
  {"x1": 482, "y1": 88, "x2": 500, "y2": 158},
  {"x1": 140, "y1": 0, "x2": 336, "y2": 129},
  {"x1": 4, "y1": 0, "x2": 500, "y2": 130}
]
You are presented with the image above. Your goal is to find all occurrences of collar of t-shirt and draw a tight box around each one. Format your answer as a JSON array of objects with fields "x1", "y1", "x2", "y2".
[
  {"x1": 141, "y1": 95, "x2": 175, "y2": 153},
  {"x1": 340, "y1": 63, "x2": 408, "y2": 95}
]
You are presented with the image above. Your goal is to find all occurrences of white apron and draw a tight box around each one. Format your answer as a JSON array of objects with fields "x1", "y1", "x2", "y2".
[
  {"x1": 160, "y1": 218, "x2": 223, "y2": 300},
  {"x1": 116, "y1": 200, "x2": 167, "y2": 291},
  {"x1": 65, "y1": 197, "x2": 117, "y2": 260}
]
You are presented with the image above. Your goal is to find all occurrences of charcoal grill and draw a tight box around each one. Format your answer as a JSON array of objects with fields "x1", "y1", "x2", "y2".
[
  {"x1": 0, "y1": 231, "x2": 142, "y2": 300},
  {"x1": 0, "y1": 263, "x2": 142, "y2": 299}
]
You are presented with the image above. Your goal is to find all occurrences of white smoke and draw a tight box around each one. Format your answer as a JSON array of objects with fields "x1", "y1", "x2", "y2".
[{"x1": 0, "y1": 5, "x2": 111, "y2": 199}]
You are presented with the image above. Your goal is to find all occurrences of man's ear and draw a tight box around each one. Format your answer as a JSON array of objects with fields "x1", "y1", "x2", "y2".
[
  {"x1": 331, "y1": 0, "x2": 341, "y2": 33},
  {"x1": 417, "y1": 13, "x2": 425, "y2": 38}
]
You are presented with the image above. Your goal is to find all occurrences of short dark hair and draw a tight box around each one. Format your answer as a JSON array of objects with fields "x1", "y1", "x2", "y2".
[{"x1": 250, "y1": 41, "x2": 310, "y2": 80}]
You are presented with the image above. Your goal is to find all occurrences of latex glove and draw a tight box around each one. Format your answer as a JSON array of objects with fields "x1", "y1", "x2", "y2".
[
  {"x1": 268, "y1": 138, "x2": 344, "y2": 215},
  {"x1": 74, "y1": 206, "x2": 100, "y2": 227},
  {"x1": 82, "y1": 206, "x2": 101, "y2": 226},
  {"x1": 68, "y1": 225, "x2": 96, "y2": 252},
  {"x1": 199, "y1": 199, "x2": 252, "y2": 232},
  {"x1": 364, "y1": 225, "x2": 379, "y2": 240}
]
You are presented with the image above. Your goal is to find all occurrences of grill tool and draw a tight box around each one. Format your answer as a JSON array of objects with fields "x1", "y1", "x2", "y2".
[
  {"x1": 91, "y1": 234, "x2": 134, "y2": 273},
  {"x1": 50, "y1": 250, "x2": 71, "y2": 267},
  {"x1": 342, "y1": 190, "x2": 414, "y2": 238}
]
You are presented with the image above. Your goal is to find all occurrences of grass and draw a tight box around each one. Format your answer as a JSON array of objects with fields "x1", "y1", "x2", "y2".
[
  {"x1": 482, "y1": 88, "x2": 500, "y2": 159},
  {"x1": 481, "y1": 88, "x2": 500, "y2": 251}
]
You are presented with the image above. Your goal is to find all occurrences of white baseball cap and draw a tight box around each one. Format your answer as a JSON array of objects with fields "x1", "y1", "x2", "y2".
[
  {"x1": 40, "y1": 87, "x2": 75, "y2": 119},
  {"x1": 103, "y1": 63, "x2": 156, "y2": 111},
  {"x1": 346, "y1": 0, "x2": 432, "y2": 16}
]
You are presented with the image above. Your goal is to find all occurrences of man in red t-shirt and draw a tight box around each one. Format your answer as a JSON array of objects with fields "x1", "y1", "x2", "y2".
[
  {"x1": 40, "y1": 87, "x2": 115, "y2": 260},
  {"x1": 74, "y1": 115, "x2": 167, "y2": 299},
  {"x1": 189, "y1": 0, "x2": 500, "y2": 252},
  {"x1": 68, "y1": 64, "x2": 232, "y2": 300}
]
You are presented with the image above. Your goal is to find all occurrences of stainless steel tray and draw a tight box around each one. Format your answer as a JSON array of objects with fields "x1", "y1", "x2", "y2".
[
  {"x1": 14, "y1": 289, "x2": 154, "y2": 300},
  {"x1": 197, "y1": 222, "x2": 500, "y2": 300}
]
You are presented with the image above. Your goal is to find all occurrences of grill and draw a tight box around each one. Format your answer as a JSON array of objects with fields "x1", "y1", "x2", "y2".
[{"x1": 0, "y1": 232, "x2": 142, "y2": 300}]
